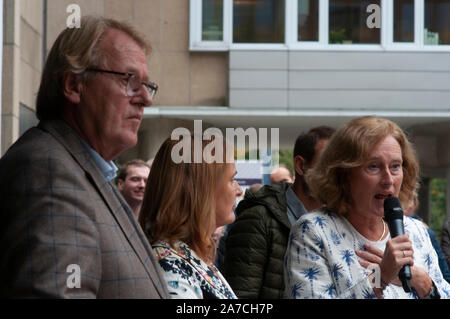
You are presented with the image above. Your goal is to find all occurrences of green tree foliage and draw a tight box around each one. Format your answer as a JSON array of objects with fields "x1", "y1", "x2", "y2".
[
  {"x1": 430, "y1": 178, "x2": 447, "y2": 241},
  {"x1": 278, "y1": 149, "x2": 294, "y2": 177}
]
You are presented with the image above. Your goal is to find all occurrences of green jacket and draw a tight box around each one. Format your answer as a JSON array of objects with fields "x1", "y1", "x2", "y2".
[{"x1": 224, "y1": 182, "x2": 292, "y2": 299}]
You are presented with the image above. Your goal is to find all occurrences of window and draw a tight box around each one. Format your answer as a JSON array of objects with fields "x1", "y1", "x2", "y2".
[
  {"x1": 202, "y1": 0, "x2": 223, "y2": 41},
  {"x1": 424, "y1": 0, "x2": 450, "y2": 45},
  {"x1": 394, "y1": 0, "x2": 414, "y2": 42},
  {"x1": 190, "y1": 0, "x2": 450, "y2": 51},
  {"x1": 298, "y1": 0, "x2": 319, "y2": 41},
  {"x1": 329, "y1": 0, "x2": 380, "y2": 44},
  {"x1": 233, "y1": 0, "x2": 285, "y2": 43}
]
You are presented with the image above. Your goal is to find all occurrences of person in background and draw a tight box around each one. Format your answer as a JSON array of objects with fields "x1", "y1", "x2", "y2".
[
  {"x1": 212, "y1": 226, "x2": 226, "y2": 247},
  {"x1": 118, "y1": 159, "x2": 151, "y2": 218},
  {"x1": 215, "y1": 182, "x2": 264, "y2": 271},
  {"x1": 139, "y1": 136, "x2": 243, "y2": 299},
  {"x1": 404, "y1": 196, "x2": 450, "y2": 284},
  {"x1": 213, "y1": 225, "x2": 228, "y2": 270},
  {"x1": 223, "y1": 126, "x2": 335, "y2": 298},
  {"x1": 441, "y1": 220, "x2": 450, "y2": 271},
  {"x1": 270, "y1": 166, "x2": 293, "y2": 184},
  {"x1": 285, "y1": 116, "x2": 450, "y2": 299},
  {"x1": 0, "y1": 15, "x2": 168, "y2": 298}
]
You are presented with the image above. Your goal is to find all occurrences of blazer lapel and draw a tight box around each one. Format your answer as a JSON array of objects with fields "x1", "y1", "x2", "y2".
[
  {"x1": 40, "y1": 119, "x2": 168, "y2": 298},
  {"x1": 107, "y1": 183, "x2": 169, "y2": 296}
]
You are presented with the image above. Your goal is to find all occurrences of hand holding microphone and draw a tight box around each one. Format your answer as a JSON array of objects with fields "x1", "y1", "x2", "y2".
[{"x1": 383, "y1": 196, "x2": 413, "y2": 292}]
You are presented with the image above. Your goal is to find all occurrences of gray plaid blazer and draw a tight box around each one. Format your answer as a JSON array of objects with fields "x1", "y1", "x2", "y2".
[{"x1": 0, "y1": 119, "x2": 169, "y2": 298}]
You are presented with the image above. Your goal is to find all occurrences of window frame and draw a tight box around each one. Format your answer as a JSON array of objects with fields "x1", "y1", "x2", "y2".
[
  {"x1": 189, "y1": 0, "x2": 450, "y2": 52},
  {"x1": 190, "y1": 0, "x2": 232, "y2": 51}
]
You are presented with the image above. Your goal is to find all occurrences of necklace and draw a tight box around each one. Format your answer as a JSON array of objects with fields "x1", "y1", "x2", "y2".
[{"x1": 377, "y1": 219, "x2": 386, "y2": 241}]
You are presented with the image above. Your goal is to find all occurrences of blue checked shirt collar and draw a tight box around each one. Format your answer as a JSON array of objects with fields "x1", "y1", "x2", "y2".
[{"x1": 79, "y1": 139, "x2": 118, "y2": 182}]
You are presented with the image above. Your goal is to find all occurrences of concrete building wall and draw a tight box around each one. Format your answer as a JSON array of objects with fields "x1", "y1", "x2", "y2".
[
  {"x1": 230, "y1": 50, "x2": 450, "y2": 111},
  {"x1": 1, "y1": 0, "x2": 43, "y2": 155}
]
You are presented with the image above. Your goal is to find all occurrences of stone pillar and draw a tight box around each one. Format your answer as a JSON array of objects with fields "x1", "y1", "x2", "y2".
[{"x1": 1, "y1": 0, "x2": 20, "y2": 155}]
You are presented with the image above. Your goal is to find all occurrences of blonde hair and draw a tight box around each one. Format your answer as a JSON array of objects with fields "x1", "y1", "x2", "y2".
[
  {"x1": 307, "y1": 116, "x2": 419, "y2": 215},
  {"x1": 36, "y1": 15, "x2": 151, "y2": 121},
  {"x1": 139, "y1": 136, "x2": 230, "y2": 263}
]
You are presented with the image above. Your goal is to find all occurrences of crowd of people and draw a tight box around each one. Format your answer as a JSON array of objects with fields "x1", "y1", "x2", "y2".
[{"x1": 0, "y1": 15, "x2": 450, "y2": 299}]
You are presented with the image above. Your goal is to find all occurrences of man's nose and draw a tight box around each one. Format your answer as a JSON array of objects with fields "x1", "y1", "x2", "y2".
[
  {"x1": 235, "y1": 182, "x2": 243, "y2": 197},
  {"x1": 132, "y1": 85, "x2": 153, "y2": 106},
  {"x1": 142, "y1": 86, "x2": 153, "y2": 106}
]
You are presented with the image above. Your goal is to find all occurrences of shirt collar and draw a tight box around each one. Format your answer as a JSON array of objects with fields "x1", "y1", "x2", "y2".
[
  {"x1": 286, "y1": 185, "x2": 308, "y2": 225},
  {"x1": 80, "y1": 139, "x2": 118, "y2": 182}
]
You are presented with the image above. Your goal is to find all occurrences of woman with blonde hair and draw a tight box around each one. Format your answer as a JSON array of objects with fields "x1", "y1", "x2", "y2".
[
  {"x1": 139, "y1": 135, "x2": 242, "y2": 299},
  {"x1": 285, "y1": 116, "x2": 450, "y2": 299}
]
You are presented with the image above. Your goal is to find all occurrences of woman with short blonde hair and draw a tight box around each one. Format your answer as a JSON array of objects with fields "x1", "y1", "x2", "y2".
[
  {"x1": 285, "y1": 116, "x2": 450, "y2": 299},
  {"x1": 307, "y1": 116, "x2": 419, "y2": 216}
]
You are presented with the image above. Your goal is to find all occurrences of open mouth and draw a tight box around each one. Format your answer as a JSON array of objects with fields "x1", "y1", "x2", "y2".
[{"x1": 374, "y1": 193, "x2": 392, "y2": 200}]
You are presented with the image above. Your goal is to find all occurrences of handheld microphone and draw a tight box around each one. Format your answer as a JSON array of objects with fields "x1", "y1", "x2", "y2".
[{"x1": 383, "y1": 196, "x2": 412, "y2": 293}]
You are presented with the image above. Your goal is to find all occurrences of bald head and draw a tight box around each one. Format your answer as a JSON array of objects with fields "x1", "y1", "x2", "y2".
[{"x1": 270, "y1": 167, "x2": 293, "y2": 184}]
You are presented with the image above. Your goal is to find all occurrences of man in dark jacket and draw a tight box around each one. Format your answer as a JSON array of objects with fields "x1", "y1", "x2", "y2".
[
  {"x1": 442, "y1": 220, "x2": 450, "y2": 269},
  {"x1": 223, "y1": 126, "x2": 335, "y2": 299}
]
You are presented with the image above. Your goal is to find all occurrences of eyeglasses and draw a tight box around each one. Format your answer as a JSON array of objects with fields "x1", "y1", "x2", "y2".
[{"x1": 85, "y1": 68, "x2": 158, "y2": 99}]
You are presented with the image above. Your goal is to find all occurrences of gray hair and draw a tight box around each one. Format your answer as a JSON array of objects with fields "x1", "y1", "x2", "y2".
[{"x1": 36, "y1": 15, "x2": 151, "y2": 121}]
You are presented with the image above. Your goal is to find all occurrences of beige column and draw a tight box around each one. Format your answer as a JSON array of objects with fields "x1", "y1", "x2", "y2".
[{"x1": 1, "y1": 0, "x2": 20, "y2": 155}]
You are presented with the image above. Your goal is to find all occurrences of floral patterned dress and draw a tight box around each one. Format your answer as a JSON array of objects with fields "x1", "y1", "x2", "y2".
[{"x1": 152, "y1": 240, "x2": 237, "y2": 299}]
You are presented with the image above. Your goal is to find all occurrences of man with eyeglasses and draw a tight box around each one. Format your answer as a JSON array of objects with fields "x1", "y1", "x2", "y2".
[{"x1": 0, "y1": 16, "x2": 169, "y2": 299}]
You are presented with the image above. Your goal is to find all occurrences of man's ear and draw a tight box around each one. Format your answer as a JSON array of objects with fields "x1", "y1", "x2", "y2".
[
  {"x1": 294, "y1": 155, "x2": 306, "y2": 176},
  {"x1": 117, "y1": 178, "x2": 124, "y2": 190},
  {"x1": 62, "y1": 72, "x2": 83, "y2": 104}
]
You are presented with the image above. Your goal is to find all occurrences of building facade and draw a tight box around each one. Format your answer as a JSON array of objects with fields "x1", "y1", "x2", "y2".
[{"x1": 1, "y1": 0, "x2": 450, "y2": 222}]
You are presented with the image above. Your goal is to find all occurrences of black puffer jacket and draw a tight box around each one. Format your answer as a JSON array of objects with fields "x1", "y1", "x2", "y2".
[{"x1": 223, "y1": 182, "x2": 291, "y2": 299}]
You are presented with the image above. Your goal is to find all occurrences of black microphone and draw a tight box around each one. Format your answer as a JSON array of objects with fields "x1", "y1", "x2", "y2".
[{"x1": 384, "y1": 196, "x2": 412, "y2": 293}]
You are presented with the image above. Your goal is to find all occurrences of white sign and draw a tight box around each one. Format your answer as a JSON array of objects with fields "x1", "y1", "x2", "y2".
[{"x1": 234, "y1": 160, "x2": 263, "y2": 204}]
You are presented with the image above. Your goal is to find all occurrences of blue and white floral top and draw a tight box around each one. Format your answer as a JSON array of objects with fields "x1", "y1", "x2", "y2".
[
  {"x1": 285, "y1": 208, "x2": 450, "y2": 299},
  {"x1": 152, "y1": 240, "x2": 237, "y2": 299}
]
